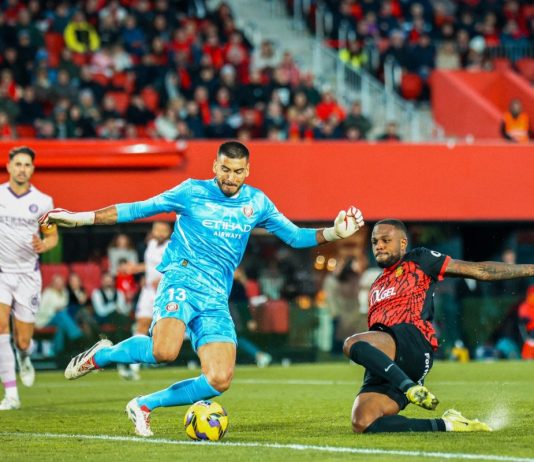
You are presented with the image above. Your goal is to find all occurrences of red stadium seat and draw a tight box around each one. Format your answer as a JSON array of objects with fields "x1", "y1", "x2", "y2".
[
  {"x1": 492, "y1": 57, "x2": 511, "y2": 71},
  {"x1": 40, "y1": 263, "x2": 70, "y2": 289},
  {"x1": 44, "y1": 32, "x2": 64, "y2": 68},
  {"x1": 516, "y1": 58, "x2": 534, "y2": 82},
  {"x1": 92, "y1": 73, "x2": 110, "y2": 87},
  {"x1": 105, "y1": 91, "x2": 130, "y2": 115},
  {"x1": 16, "y1": 125, "x2": 36, "y2": 138},
  {"x1": 135, "y1": 125, "x2": 151, "y2": 139},
  {"x1": 400, "y1": 72, "x2": 423, "y2": 100},
  {"x1": 255, "y1": 299, "x2": 289, "y2": 334},
  {"x1": 141, "y1": 87, "x2": 160, "y2": 112},
  {"x1": 112, "y1": 72, "x2": 136, "y2": 94},
  {"x1": 70, "y1": 262, "x2": 102, "y2": 295}
]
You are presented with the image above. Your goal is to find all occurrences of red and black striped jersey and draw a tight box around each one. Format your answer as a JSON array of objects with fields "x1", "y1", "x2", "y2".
[{"x1": 368, "y1": 247, "x2": 451, "y2": 350}]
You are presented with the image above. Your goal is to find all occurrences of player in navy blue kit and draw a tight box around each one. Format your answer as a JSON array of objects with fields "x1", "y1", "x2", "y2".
[
  {"x1": 344, "y1": 219, "x2": 534, "y2": 434},
  {"x1": 40, "y1": 141, "x2": 364, "y2": 436}
]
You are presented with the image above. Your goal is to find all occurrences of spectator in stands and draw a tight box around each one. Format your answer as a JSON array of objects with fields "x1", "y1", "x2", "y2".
[
  {"x1": 78, "y1": 89, "x2": 100, "y2": 136},
  {"x1": 0, "y1": 47, "x2": 26, "y2": 86},
  {"x1": 125, "y1": 94, "x2": 155, "y2": 126},
  {"x1": 78, "y1": 65, "x2": 105, "y2": 102},
  {"x1": 377, "y1": 121, "x2": 401, "y2": 141},
  {"x1": 16, "y1": 30, "x2": 37, "y2": 78},
  {"x1": 252, "y1": 39, "x2": 279, "y2": 75},
  {"x1": 48, "y1": 2, "x2": 71, "y2": 34},
  {"x1": 35, "y1": 119, "x2": 55, "y2": 139},
  {"x1": 107, "y1": 233, "x2": 139, "y2": 277},
  {"x1": 90, "y1": 44, "x2": 114, "y2": 78},
  {"x1": 0, "y1": 110, "x2": 15, "y2": 139},
  {"x1": 110, "y1": 43, "x2": 133, "y2": 73},
  {"x1": 230, "y1": 268, "x2": 272, "y2": 367},
  {"x1": 206, "y1": 106, "x2": 235, "y2": 138},
  {"x1": 435, "y1": 40, "x2": 461, "y2": 70},
  {"x1": 98, "y1": 118, "x2": 123, "y2": 140},
  {"x1": 323, "y1": 258, "x2": 366, "y2": 355},
  {"x1": 52, "y1": 107, "x2": 75, "y2": 139},
  {"x1": 35, "y1": 274, "x2": 84, "y2": 356},
  {"x1": 343, "y1": 101, "x2": 372, "y2": 139},
  {"x1": 66, "y1": 272, "x2": 97, "y2": 341},
  {"x1": 315, "y1": 89, "x2": 345, "y2": 122},
  {"x1": 155, "y1": 105, "x2": 180, "y2": 140},
  {"x1": 339, "y1": 38, "x2": 368, "y2": 70},
  {"x1": 314, "y1": 116, "x2": 343, "y2": 140},
  {"x1": 100, "y1": 94, "x2": 122, "y2": 122},
  {"x1": 501, "y1": 98, "x2": 531, "y2": 143},
  {"x1": 15, "y1": 7, "x2": 42, "y2": 49},
  {"x1": 16, "y1": 86, "x2": 43, "y2": 125},
  {"x1": 63, "y1": 11, "x2": 100, "y2": 54},
  {"x1": 265, "y1": 101, "x2": 288, "y2": 138},
  {"x1": 50, "y1": 69, "x2": 78, "y2": 104},
  {"x1": 91, "y1": 272, "x2": 132, "y2": 378},
  {"x1": 121, "y1": 14, "x2": 147, "y2": 58}
]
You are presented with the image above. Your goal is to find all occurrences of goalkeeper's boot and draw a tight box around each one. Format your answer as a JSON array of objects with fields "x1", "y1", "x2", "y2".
[
  {"x1": 126, "y1": 397, "x2": 153, "y2": 437},
  {"x1": 405, "y1": 384, "x2": 439, "y2": 410},
  {"x1": 0, "y1": 396, "x2": 21, "y2": 410},
  {"x1": 64, "y1": 338, "x2": 113, "y2": 380},
  {"x1": 16, "y1": 350, "x2": 35, "y2": 387},
  {"x1": 442, "y1": 409, "x2": 492, "y2": 432}
]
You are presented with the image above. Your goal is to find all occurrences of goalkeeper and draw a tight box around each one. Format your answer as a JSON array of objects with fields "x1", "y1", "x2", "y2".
[{"x1": 40, "y1": 140, "x2": 364, "y2": 437}]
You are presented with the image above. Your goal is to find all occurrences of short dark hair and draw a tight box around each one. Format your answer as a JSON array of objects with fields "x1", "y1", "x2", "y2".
[
  {"x1": 218, "y1": 141, "x2": 249, "y2": 160},
  {"x1": 374, "y1": 218, "x2": 408, "y2": 237},
  {"x1": 9, "y1": 146, "x2": 35, "y2": 161}
]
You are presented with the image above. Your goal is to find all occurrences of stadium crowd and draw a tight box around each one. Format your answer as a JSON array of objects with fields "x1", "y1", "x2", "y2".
[
  {"x1": 312, "y1": 0, "x2": 534, "y2": 99},
  {"x1": 0, "y1": 0, "x2": 386, "y2": 142}
]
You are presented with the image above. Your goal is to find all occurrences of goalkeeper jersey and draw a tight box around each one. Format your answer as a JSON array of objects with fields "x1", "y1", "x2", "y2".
[{"x1": 117, "y1": 178, "x2": 318, "y2": 298}]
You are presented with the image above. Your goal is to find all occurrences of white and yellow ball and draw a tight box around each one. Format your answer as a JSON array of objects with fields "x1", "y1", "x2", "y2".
[{"x1": 184, "y1": 400, "x2": 229, "y2": 441}]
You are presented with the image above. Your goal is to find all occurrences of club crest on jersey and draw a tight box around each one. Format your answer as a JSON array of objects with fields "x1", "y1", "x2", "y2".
[
  {"x1": 30, "y1": 295, "x2": 39, "y2": 307},
  {"x1": 29, "y1": 204, "x2": 38, "y2": 213},
  {"x1": 395, "y1": 267, "x2": 404, "y2": 277},
  {"x1": 242, "y1": 205, "x2": 254, "y2": 218},
  {"x1": 165, "y1": 302, "x2": 179, "y2": 312}
]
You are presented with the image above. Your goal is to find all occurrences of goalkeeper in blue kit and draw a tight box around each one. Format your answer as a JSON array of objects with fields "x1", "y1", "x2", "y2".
[{"x1": 40, "y1": 141, "x2": 364, "y2": 437}]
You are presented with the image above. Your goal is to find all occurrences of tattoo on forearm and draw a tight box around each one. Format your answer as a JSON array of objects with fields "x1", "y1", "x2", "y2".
[
  {"x1": 447, "y1": 260, "x2": 534, "y2": 281},
  {"x1": 94, "y1": 206, "x2": 118, "y2": 225}
]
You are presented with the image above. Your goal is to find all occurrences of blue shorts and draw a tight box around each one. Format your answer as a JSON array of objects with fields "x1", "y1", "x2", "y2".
[{"x1": 151, "y1": 269, "x2": 237, "y2": 351}]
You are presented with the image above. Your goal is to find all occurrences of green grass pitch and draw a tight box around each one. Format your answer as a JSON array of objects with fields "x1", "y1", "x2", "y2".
[{"x1": 1, "y1": 361, "x2": 533, "y2": 461}]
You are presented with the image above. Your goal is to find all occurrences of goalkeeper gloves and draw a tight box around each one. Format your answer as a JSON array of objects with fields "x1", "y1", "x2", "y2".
[
  {"x1": 323, "y1": 206, "x2": 364, "y2": 241},
  {"x1": 38, "y1": 208, "x2": 95, "y2": 228}
]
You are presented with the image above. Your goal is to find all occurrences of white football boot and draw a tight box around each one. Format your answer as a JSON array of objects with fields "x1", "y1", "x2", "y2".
[
  {"x1": 126, "y1": 397, "x2": 153, "y2": 437},
  {"x1": 0, "y1": 396, "x2": 21, "y2": 410},
  {"x1": 64, "y1": 339, "x2": 113, "y2": 380},
  {"x1": 16, "y1": 350, "x2": 35, "y2": 387}
]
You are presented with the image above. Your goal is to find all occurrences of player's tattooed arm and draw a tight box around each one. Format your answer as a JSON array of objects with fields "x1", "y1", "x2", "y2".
[
  {"x1": 445, "y1": 259, "x2": 534, "y2": 281},
  {"x1": 94, "y1": 206, "x2": 118, "y2": 225}
]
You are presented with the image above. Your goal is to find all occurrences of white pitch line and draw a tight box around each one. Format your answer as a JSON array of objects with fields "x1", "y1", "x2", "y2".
[
  {"x1": 0, "y1": 432, "x2": 532, "y2": 462},
  {"x1": 31, "y1": 378, "x2": 522, "y2": 389}
]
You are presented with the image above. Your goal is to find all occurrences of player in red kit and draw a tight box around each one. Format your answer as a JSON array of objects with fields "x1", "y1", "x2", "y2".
[{"x1": 344, "y1": 219, "x2": 534, "y2": 433}]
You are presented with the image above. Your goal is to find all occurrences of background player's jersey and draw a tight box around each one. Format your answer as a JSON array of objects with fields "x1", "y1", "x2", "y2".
[
  {"x1": 368, "y1": 247, "x2": 451, "y2": 350},
  {"x1": 117, "y1": 178, "x2": 317, "y2": 298},
  {"x1": 144, "y1": 237, "x2": 170, "y2": 288},
  {"x1": 0, "y1": 183, "x2": 53, "y2": 273}
]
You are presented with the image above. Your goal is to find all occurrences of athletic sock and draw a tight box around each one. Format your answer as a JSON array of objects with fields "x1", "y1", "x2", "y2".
[
  {"x1": 93, "y1": 335, "x2": 156, "y2": 367},
  {"x1": 365, "y1": 415, "x2": 446, "y2": 433},
  {"x1": 0, "y1": 334, "x2": 18, "y2": 399},
  {"x1": 17, "y1": 339, "x2": 34, "y2": 361},
  {"x1": 138, "y1": 374, "x2": 221, "y2": 411},
  {"x1": 349, "y1": 341, "x2": 415, "y2": 392}
]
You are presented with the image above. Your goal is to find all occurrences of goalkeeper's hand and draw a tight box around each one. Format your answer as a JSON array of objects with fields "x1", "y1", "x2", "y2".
[
  {"x1": 38, "y1": 208, "x2": 95, "y2": 228},
  {"x1": 323, "y1": 206, "x2": 364, "y2": 241}
]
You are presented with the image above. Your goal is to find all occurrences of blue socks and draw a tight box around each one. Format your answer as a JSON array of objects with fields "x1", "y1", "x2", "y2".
[
  {"x1": 138, "y1": 374, "x2": 221, "y2": 411},
  {"x1": 94, "y1": 335, "x2": 157, "y2": 367}
]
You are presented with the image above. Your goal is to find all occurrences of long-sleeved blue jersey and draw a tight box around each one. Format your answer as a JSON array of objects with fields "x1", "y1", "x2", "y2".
[{"x1": 116, "y1": 178, "x2": 318, "y2": 298}]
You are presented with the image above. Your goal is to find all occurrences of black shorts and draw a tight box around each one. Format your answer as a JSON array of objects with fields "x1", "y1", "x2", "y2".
[{"x1": 358, "y1": 323, "x2": 434, "y2": 410}]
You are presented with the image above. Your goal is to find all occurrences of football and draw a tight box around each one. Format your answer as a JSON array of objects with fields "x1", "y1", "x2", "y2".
[{"x1": 184, "y1": 400, "x2": 229, "y2": 441}]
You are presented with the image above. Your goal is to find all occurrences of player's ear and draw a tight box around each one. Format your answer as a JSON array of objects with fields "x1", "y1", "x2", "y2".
[
  {"x1": 245, "y1": 163, "x2": 250, "y2": 177},
  {"x1": 212, "y1": 159, "x2": 218, "y2": 175},
  {"x1": 400, "y1": 237, "x2": 408, "y2": 252}
]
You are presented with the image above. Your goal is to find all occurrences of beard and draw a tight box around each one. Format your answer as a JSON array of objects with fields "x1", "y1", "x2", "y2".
[
  {"x1": 216, "y1": 178, "x2": 242, "y2": 197},
  {"x1": 376, "y1": 253, "x2": 401, "y2": 268}
]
